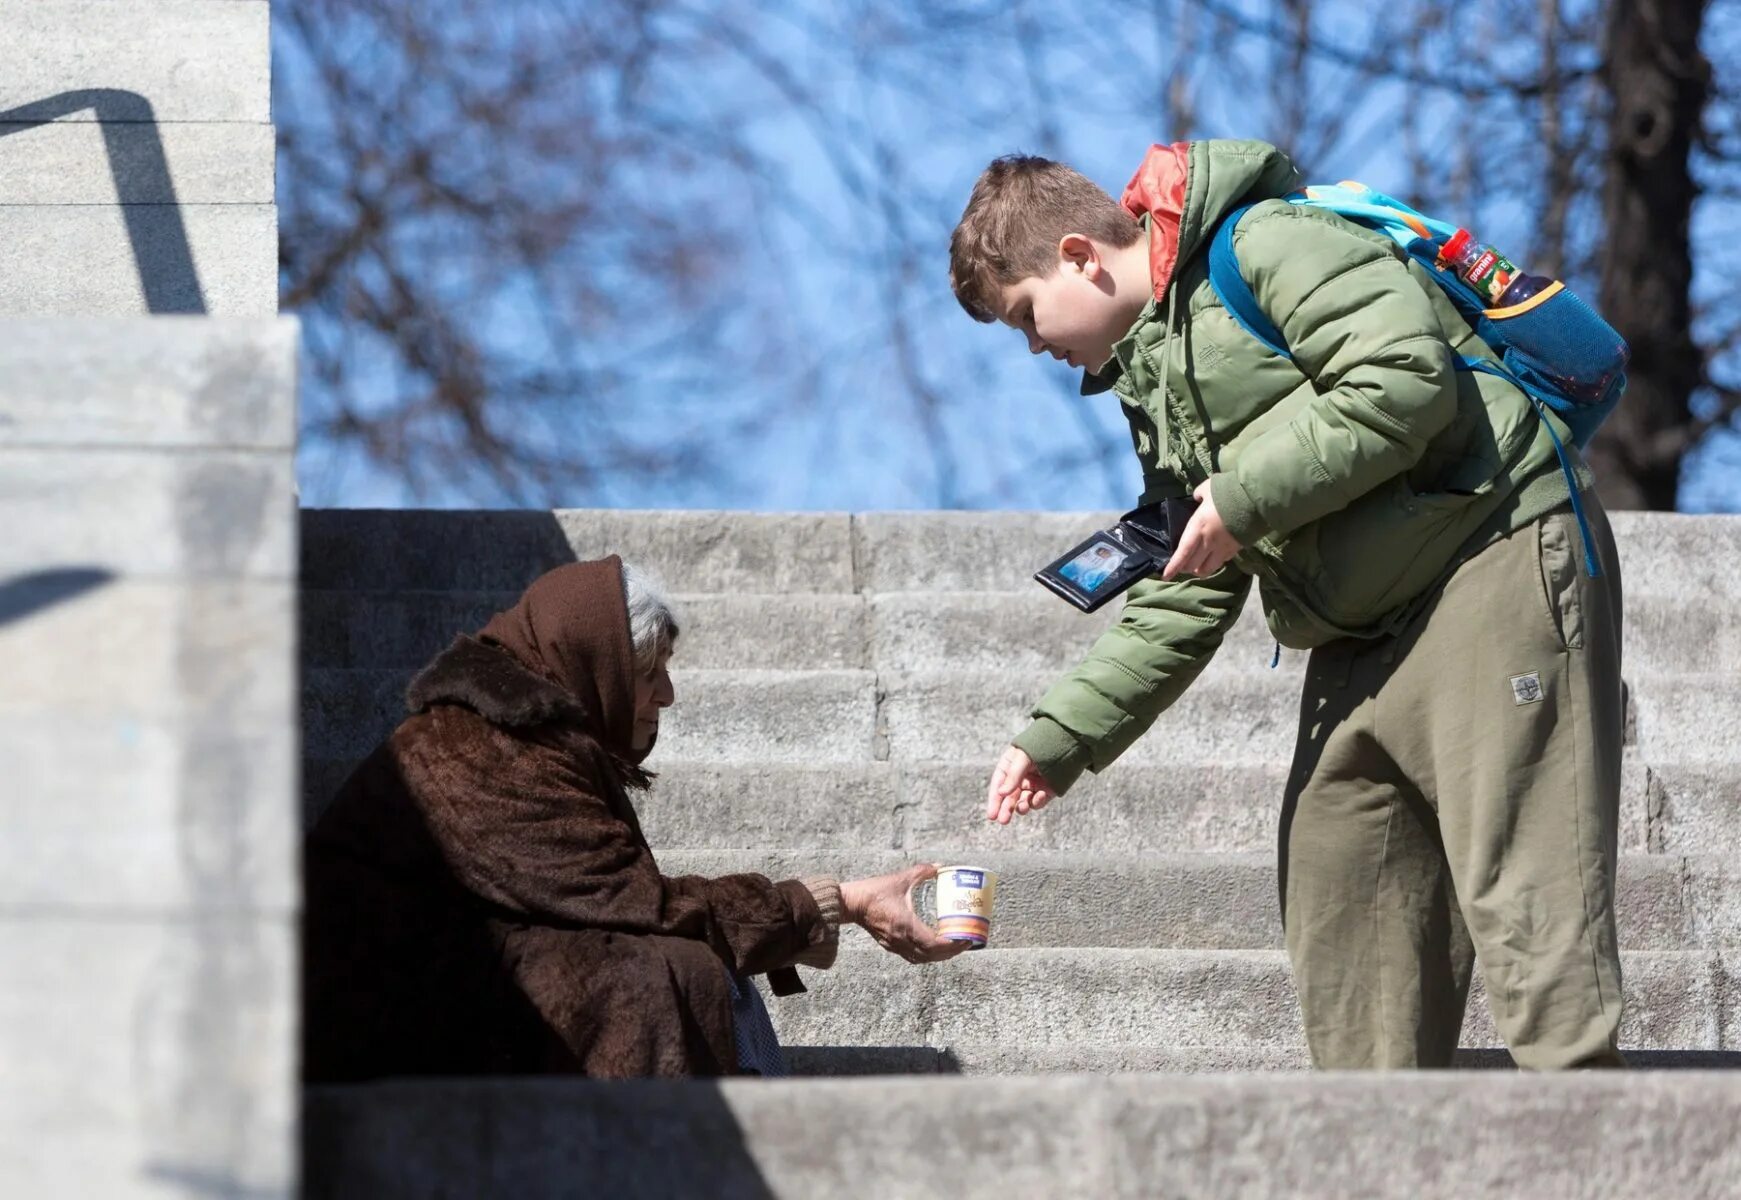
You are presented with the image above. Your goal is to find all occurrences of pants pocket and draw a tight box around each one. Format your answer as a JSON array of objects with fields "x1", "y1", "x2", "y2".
[{"x1": 1536, "y1": 514, "x2": 1584, "y2": 650}]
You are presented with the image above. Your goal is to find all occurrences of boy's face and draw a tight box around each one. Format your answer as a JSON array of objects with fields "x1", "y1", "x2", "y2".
[{"x1": 996, "y1": 234, "x2": 1144, "y2": 374}]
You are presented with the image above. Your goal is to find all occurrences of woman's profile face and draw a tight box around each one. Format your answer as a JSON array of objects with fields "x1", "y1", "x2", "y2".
[{"x1": 631, "y1": 649, "x2": 675, "y2": 751}]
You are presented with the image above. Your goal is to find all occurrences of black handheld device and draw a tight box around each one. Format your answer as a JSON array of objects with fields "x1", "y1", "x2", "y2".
[{"x1": 1032, "y1": 497, "x2": 1199, "y2": 612}]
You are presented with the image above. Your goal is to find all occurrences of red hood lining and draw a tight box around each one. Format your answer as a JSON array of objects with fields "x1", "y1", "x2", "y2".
[{"x1": 1119, "y1": 141, "x2": 1193, "y2": 301}]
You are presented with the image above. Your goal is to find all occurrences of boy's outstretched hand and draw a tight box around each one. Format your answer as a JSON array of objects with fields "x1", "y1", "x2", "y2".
[
  {"x1": 986, "y1": 744, "x2": 1055, "y2": 824},
  {"x1": 1162, "y1": 479, "x2": 1242, "y2": 580}
]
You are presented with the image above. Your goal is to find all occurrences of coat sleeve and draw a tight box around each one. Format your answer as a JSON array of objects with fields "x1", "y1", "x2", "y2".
[
  {"x1": 1012, "y1": 565, "x2": 1252, "y2": 795},
  {"x1": 1207, "y1": 205, "x2": 1458, "y2": 546},
  {"x1": 408, "y1": 713, "x2": 839, "y2": 977}
]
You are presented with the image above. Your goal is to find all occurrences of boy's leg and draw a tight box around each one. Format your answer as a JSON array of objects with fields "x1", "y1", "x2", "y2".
[
  {"x1": 1380, "y1": 501, "x2": 1626, "y2": 1069},
  {"x1": 1281, "y1": 645, "x2": 1475, "y2": 1068}
]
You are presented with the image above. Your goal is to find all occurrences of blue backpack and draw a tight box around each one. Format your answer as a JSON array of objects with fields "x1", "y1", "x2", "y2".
[{"x1": 1207, "y1": 182, "x2": 1628, "y2": 576}]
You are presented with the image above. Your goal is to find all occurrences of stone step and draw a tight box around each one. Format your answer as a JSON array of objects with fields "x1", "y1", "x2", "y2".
[
  {"x1": 779, "y1": 1043, "x2": 1741, "y2": 1075},
  {"x1": 1, "y1": 911, "x2": 294, "y2": 1198},
  {"x1": 302, "y1": 666, "x2": 882, "y2": 765},
  {"x1": 0, "y1": 447, "x2": 294, "y2": 579},
  {"x1": 4, "y1": 712, "x2": 295, "y2": 913},
  {"x1": 0, "y1": 1, "x2": 270, "y2": 124},
  {"x1": 302, "y1": 664, "x2": 1736, "y2": 768},
  {"x1": 299, "y1": 589, "x2": 879, "y2": 673},
  {"x1": 0, "y1": 318, "x2": 295, "y2": 449},
  {"x1": 1637, "y1": 677, "x2": 1741, "y2": 765},
  {"x1": 304, "y1": 1072, "x2": 1741, "y2": 1200},
  {"x1": 762, "y1": 946, "x2": 1733, "y2": 1055},
  {"x1": 652, "y1": 850, "x2": 1738, "y2": 952},
  {"x1": 0, "y1": 206, "x2": 279, "y2": 317},
  {"x1": 5, "y1": 577, "x2": 291, "y2": 723},
  {"x1": 307, "y1": 664, "x2": 1288, "y2": 765},
  {"x1": 299, "y1": 510, "x2": 857, "y2": 595},
  {"x1": 856, "y1": 509, "x2": 1741, "y2": 596},
  {"x1": 873, "y1": 669, "x2": 1286, "y2": 764},
  {"x1": 299, "y1": 509, "x2": 1741, "y2": 599},
  {"x1": 301, "y1": 758, "x2": 1741, "y2": 859},
  {"x1": 872, "y1": 669, "x2": 1741, "y2": 765},
  {"x1": 301, "y1": 586, "x2": 1731, "y2": 675},
  {"x1": 0, "y1": 121, "x2": 274, "y2": 207},
  {"x1": 1624, "y1": 595, "x2": 1741, "y2": 676}
]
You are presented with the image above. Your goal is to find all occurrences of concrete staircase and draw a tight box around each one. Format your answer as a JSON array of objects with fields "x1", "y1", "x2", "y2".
[
  {"x1": 304, "y1": 1073, "x2": 1741, "y2": 1199},
  {"x1": 300, "y1": 508, "x2": 1741, "y2": 1075}
]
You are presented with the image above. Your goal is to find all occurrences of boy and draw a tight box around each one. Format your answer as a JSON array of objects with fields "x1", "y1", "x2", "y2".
[{"x1": 950, "y1": 139, "x2": 1625, "y2": 1069}]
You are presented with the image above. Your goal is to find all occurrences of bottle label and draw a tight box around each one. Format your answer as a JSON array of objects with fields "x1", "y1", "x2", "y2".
[{"x1": 1461, "y1": 248, "x2": 1519, "y2": 305}]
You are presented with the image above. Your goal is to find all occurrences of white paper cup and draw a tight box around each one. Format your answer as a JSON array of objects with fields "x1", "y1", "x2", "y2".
[{"x1": 929, "y1": 864, "x2": 998, "y2": 948}]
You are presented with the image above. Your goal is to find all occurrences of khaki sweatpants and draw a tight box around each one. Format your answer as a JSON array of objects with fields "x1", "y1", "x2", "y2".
[{"x1": 1280, "y1": 498, "x2": 1626, "y2": 1069}]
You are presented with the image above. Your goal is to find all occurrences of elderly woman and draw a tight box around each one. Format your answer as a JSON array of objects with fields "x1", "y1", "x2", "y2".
[{"x1": 303, "y1": 555, "x2": 960, "y2": 1081}]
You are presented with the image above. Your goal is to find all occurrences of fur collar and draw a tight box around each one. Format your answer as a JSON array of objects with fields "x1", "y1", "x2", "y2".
[{"x1": 405, "y1": 635, "x2": 588, "y2": 728}]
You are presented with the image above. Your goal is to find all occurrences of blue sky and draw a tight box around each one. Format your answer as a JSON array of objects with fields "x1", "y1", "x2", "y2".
[{"x1": 282, "y1": 1, "x2": 1740, "y2": 514}]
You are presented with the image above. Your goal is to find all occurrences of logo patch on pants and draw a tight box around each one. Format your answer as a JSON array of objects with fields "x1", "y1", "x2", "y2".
[{"x1": 1510, "y1": 672, "x2": 1543, "y2": 705}]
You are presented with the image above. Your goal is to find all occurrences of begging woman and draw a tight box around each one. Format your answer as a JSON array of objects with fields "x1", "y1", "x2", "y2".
[{"x1": 302, "y1": 556, "x2": 961, "y2": 1080}]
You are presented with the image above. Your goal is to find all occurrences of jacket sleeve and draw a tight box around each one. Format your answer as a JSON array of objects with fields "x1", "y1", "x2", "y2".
[
  {"x1": 1207, "y1": 205, "x2": 1458, "y2": 546},
  {"x1": 412, "y1": 717, "x2": 839, "y2": 977},
  {"x1": 1012, "y1": 565, "x2": 1252, "y2": 795}
]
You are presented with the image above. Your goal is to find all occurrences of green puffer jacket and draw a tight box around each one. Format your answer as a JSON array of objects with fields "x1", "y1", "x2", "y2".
[{"x1": 1014, "y1": 138, "x2": 1591, "y2": 794}]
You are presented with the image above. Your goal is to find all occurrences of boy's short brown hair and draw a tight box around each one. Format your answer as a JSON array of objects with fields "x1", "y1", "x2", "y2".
[{"x1": 949, "y1": 155, "x2": 1143, "y2": 323}]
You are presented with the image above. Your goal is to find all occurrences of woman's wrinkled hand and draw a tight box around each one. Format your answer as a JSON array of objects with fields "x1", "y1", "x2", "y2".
[{"x1": 840, "y1": 863, "x2": 969, "y2": 964}]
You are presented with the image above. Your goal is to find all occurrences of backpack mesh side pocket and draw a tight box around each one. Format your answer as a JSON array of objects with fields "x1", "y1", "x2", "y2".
[{"x1": 1477, "y1": 288, "x2": 1629, "y2": 448}]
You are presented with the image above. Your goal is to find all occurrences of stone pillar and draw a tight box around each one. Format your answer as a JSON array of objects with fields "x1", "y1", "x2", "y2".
[
  {"x1": 0, "y1": 322, "x2": 299, "y2": 1197},
  {"x1": 0, "y1": 4, "x2": 295, "y2": 1197}
]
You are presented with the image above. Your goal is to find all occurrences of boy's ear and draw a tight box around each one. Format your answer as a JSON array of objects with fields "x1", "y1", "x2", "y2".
[{"x1": 1058, "y1": 233, "x2": 1102, "y2": 280}]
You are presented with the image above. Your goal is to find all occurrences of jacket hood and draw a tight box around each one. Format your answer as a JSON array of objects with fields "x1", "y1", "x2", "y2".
[{"x1": 1120, "y1": 139, "x2": 1304, "y2": 300}]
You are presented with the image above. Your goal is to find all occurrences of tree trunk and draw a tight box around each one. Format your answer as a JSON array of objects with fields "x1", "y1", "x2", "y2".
[{"x1": 1589, "y1": 0, "x2": 1711, "y2": 510}]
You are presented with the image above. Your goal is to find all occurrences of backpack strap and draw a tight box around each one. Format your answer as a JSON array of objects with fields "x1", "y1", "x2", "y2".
[
  {"x1": 1207, "y1": 203, "x2": 1293, "y2": 360},
  {"x1": 1458, "y1": 357, "x2": 1602, "y2": 578},
  {"x1": 1207, "y1": 203, "x2": 1602, "y2": 579}
]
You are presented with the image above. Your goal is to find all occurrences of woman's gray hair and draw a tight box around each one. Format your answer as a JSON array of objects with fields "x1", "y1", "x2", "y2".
[{"x1": 621, "y1": 560, "x2": 680, "y2": 673}]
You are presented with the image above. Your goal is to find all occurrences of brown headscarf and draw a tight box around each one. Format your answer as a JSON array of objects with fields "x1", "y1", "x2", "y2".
[{"x1": 477, "y1": 556, "x2": 655, "y2": 775}]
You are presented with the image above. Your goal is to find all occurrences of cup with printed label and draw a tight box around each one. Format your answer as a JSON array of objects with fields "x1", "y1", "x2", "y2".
[{"x1": 926, "y1": 865, "x2": 998, "y2": 949}]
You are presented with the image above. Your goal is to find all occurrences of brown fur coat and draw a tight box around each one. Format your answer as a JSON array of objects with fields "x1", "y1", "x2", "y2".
[{"x1": 302, "y1": 558, "x2": 838, "y2": 1081}]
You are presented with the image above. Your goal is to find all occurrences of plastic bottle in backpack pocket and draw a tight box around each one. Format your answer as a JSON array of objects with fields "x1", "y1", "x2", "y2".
[{"x1": 1439, "y1": 229, "x2": 1552, "y2": 307}]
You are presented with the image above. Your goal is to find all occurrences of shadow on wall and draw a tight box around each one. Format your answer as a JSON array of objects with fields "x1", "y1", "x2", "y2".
[
  {"x1": 305, "y1": 1077, "x2": 779, "y2": 1198},
  {"x1": 0, "y1": 567, "x2": 114, "y2": 628},
  {"x1": 0, "y1": 89, "x2": 206, "y2": 313}
]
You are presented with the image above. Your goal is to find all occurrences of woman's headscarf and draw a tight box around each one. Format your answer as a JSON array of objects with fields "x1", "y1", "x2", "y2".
[{"x1": 477, "y1": 555, "x2": 655, "y2": 768}]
